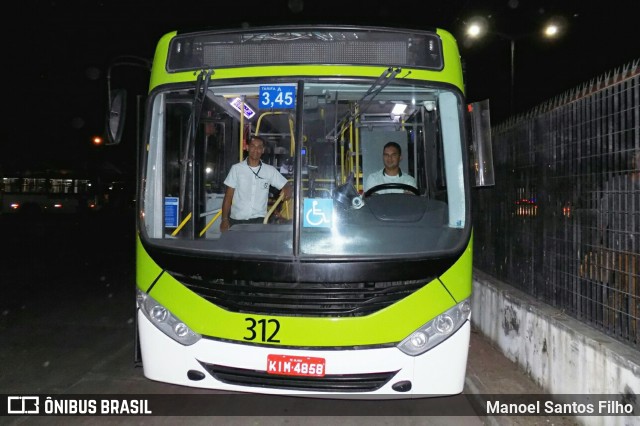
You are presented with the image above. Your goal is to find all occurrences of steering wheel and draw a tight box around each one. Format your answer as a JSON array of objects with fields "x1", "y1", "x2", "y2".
[{"x1": 364, "y1": 183, "x2": 419, "y2": 197}]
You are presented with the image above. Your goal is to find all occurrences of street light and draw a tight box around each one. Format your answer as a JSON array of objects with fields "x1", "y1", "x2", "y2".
[{"x1": 464, "y1": 17, "x2": 564, "y2": 115}]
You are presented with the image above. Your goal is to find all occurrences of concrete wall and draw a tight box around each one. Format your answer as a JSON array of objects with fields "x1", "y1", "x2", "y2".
[{"x1": 471, "y1": 269, "x2": 640, "y2": 426}]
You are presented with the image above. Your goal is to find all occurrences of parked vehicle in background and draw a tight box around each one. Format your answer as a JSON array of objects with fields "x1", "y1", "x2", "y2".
[{"x1": 0, "y1": 173, "x2": 102, "y2": 216}]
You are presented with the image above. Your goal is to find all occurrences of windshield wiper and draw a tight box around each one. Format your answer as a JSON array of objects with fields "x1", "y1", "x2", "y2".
[
  {"x1": 359, "y1": 66, "x2": 402, "y2": 105},
  {"x1": 179, "y1": 69, "x2": 213, "y2": 210},
  {"x1": 325, "y1": 67, "x2": 402, "y2": 142}
]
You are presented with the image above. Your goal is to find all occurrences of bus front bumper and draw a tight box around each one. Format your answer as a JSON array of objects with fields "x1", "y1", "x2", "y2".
[{"x1": 137, "y1": 311, "x2": 470, "y2": 398}]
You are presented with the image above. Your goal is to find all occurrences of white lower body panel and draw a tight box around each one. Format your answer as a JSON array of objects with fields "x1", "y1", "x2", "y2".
[{"x1": 138, "y1": 311, "x2": 470, "y2": 399}]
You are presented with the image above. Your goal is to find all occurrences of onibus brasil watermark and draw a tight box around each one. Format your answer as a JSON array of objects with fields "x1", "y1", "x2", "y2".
[{"x1": 7, "y1": 396, "x2": 151, "y2": 415}]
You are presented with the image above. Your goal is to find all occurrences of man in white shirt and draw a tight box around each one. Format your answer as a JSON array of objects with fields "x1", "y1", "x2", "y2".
[
  {"x1": 220, "y1": 136, "x2": 292, "y2": 232},
  {"x1": 364, "y1": 141, "x2": 417, "y2": 194}
]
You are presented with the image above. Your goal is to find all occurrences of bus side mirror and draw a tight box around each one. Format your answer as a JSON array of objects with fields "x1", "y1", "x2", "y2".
[
  {"x1": 468, "y1": 99, "x2": 495, "y2": 187},
  {"x1": 105, "y1": 89, "x2": 127, "y2": 145}
]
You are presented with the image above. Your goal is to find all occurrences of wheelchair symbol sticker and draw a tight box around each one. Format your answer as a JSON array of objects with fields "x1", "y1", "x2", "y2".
[{"x1": 303, "y1": 198, "x2": 333, "y2": 228}]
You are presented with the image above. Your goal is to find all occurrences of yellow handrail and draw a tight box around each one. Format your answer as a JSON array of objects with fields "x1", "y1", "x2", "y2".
[
  {"x1": 263, "y1": 192, "x2": 285, "y2": 224},
  {"x1": 199, "y1": 210, "x2": 222, "y2": 237},
  {"x1": 255, "y1": 111, "x2": 295, "y2": 156},
  {"x1": 171, "y1": 212, "x2": 192, "y2": 237},
  {"x1": 354, "y1": 105, "x2": 361, "y2": 191}
]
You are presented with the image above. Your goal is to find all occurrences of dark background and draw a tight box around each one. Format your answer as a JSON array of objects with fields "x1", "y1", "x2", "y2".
[{"x1": 4, "y1": 0, "x2": 638, "y2": 176}]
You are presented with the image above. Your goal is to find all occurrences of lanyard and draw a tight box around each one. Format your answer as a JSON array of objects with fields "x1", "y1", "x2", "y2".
[{"x1": 248, "y1": 161, "x2": 264, "y2": 179}]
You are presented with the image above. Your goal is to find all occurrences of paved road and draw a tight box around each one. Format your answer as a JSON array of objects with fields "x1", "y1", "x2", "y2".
[{"x1": 0, "y1": 213, "x2": 576, "y2": 425}]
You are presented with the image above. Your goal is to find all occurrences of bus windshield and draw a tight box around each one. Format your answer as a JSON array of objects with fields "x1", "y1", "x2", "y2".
[{"x1": 141, "y1": 79, "x2": 469, "y2": 260}]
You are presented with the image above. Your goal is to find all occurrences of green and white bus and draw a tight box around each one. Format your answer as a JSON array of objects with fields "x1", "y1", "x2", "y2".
[{"x1": 108, "y1": 25, "x2": 493, "y2": 397}]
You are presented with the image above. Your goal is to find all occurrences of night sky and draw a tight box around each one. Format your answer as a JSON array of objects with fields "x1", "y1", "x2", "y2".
[{"x1": 4, "y1": 0, "x2": 638, "y2": 176}]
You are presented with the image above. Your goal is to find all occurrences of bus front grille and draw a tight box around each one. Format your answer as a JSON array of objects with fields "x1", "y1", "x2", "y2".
[
  {"x1": 199, "y1": 362, "x2": 398, "y2": 393},
  {"x1": 178, "y1": 275, "x2": 428, "y2": 317}
]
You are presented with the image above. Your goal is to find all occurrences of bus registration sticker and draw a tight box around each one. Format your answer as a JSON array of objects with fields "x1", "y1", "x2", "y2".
[{"x1": 267, "y1": 354, "x2": 325, "y2": 377}]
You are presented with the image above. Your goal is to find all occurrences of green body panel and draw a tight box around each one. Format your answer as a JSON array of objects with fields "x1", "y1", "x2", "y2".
[
  {"x1": 439, "y1": 235, "x2": 474, "y2": 302},
  {"x1": 136, "y1": 237, "x2": 472, "y2": 347}
]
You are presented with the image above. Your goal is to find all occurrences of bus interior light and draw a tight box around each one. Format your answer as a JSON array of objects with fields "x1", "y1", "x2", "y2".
[{"x1": 391, "y1": 103, "x2": 407, "y2": 115}]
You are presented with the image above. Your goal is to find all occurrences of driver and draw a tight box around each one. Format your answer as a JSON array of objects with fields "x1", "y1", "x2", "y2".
[{"x1": 364, "y1": 141, "x2": 417, "y2": 194}]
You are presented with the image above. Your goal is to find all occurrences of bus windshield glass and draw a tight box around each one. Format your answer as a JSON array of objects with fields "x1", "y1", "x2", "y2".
[{"x1": 141, "y1": 79, "x2": 469, "y2": 259}]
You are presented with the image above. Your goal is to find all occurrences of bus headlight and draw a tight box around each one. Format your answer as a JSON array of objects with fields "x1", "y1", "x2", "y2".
[
  {"x1": 397, "y1": 299, "x2": 470, "y2": 356},
  {"x1": 137, "y1": 289, "x2": 201, "y2": 346}
]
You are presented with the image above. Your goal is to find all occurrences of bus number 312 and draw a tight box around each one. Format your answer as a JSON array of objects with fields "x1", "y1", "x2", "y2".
[{"x1": 244, "y1": 318, "x2": 281, "y2": 342}]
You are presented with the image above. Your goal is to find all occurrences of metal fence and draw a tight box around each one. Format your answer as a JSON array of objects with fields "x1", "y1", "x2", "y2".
[{"x1": 472, "y1": 59, "x2": 640, "y2": 348}]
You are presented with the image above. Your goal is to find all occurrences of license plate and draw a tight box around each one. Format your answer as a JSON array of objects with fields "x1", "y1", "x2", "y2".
[{"x1": 266, "y1": 354, "x2": 326, "y2": 377}]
